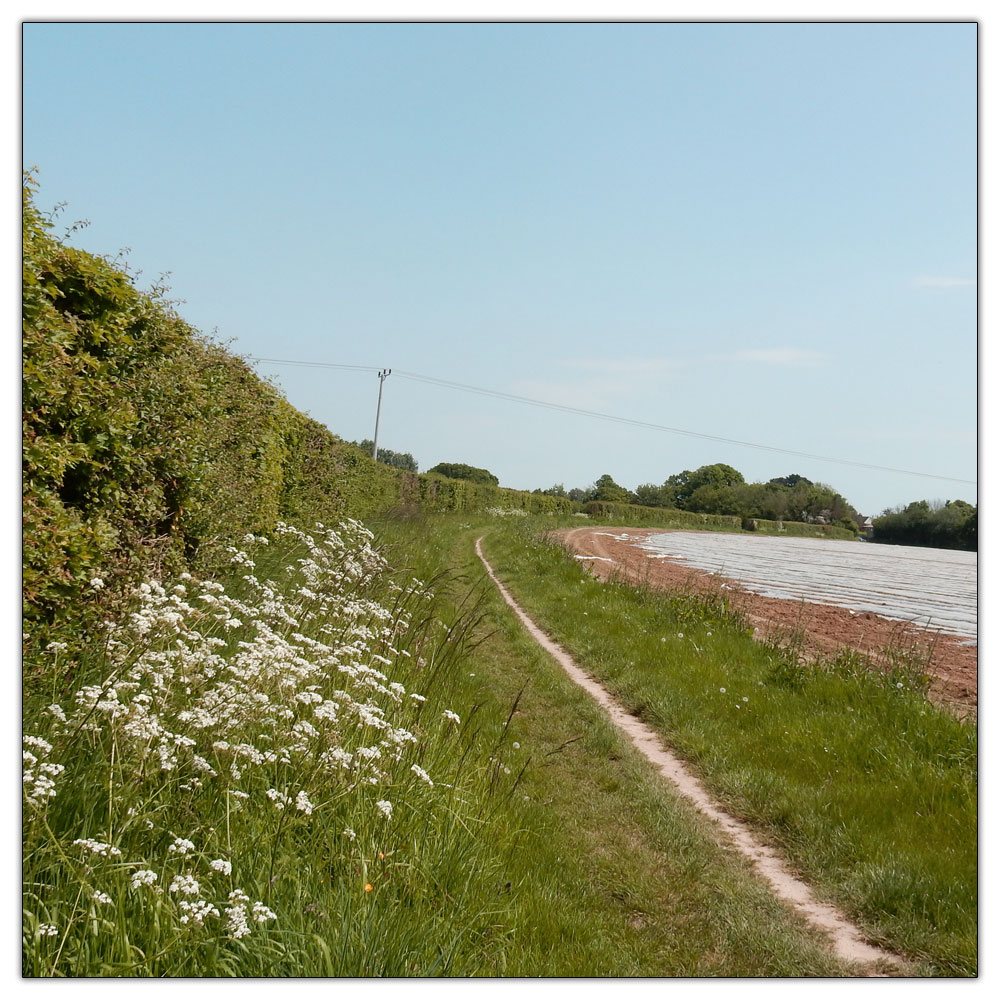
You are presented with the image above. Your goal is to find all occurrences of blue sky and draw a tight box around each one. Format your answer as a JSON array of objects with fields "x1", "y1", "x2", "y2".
[{"x1": 22, "y1": 20, "x2": 978, "y2": 516}]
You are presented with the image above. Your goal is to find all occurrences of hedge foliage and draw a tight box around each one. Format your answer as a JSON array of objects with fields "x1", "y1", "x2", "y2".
[{"x1": 22, "y1": 177, "x2": 574, "y2": 633}]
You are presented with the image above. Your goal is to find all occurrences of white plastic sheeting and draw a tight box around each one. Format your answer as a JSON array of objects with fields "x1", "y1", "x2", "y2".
[{"x1": 638, "y1": 532, "x2": 977, "y2": 638}]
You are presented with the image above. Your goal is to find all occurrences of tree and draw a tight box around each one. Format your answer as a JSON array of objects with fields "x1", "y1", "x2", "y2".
[
  {"x1": 663, "y1": 463, "x2": 745, "y2": 509},
  {"x1": 633, "y1": 483, "x2": 673, "y2": 508},
  {"x1": 872, "y1": 498, "x2": 976, "y2": 550},
  {"x1": 686, "y1": 483, "x2": 743, "y2": 514},
  {"x1": 355, "y1": 440, "x2": 418, "y2": 472},
  {"x1": 427, "y1": 462, "x2": 499, "y2": 486},
  {"x1": 591, "y1": 473, "x2": 632, "y2": 503},
  {"x1": 767, "y1": 473, "x2": 813, "y2": 489}
]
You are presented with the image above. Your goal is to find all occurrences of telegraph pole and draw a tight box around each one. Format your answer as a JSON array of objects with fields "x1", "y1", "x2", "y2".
[{"x1": 372, "y1": 368, "x2": 391, "y2": 460}]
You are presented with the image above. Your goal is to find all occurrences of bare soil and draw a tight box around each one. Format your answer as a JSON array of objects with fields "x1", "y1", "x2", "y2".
[{"x1": 554, "y1": 527, "x2": 977, "y2": 719}]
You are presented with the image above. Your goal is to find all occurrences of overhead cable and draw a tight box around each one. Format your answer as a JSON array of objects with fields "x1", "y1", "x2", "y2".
[{"x1": 248, "y1": 356, "x2": 976, "y2": 486}]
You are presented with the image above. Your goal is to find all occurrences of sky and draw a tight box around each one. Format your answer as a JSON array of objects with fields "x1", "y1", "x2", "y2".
[{"x1": 21, "y1": 18, "x2": 979, "y2": 516}]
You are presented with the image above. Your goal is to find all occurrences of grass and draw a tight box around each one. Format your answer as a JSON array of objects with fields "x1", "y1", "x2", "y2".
[
  {"x1": 26, "y1": 512, "x2": 870, "y2": 977},
  {"x1": 371, "y1": 512, "x2": 853, "y2": 976},
  {"x1": 477, "y1": 515, "x2": 977, "y2": 976},
  {"x1": 23, "y1": 520, "x2": 531, "y2": 976}
]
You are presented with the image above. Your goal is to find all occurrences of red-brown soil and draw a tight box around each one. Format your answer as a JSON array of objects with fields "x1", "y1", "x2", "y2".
[{"x1": 554, "y1": 527, "x2": 977, "y2": 719}]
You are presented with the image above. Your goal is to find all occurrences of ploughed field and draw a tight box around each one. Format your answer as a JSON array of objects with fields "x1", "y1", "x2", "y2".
[{"x1": 636, "y1": 532, "x2": 977, "y2": 639}]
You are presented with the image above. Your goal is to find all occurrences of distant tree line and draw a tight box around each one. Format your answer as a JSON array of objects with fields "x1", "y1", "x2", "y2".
[
  {"x1": 354, "y1": 440, "x2": 419, "y2": 472},
  {"x1": 427, "y1": 462, "x2": 500, "y2": 487},
  {"x1": 536, "y1": 464, "x2": 862, "y2": 533},
  {"x1": 872, "y1": 499, "x2": 977, "y2": 551},
  {"x1": 349, "y1": 445, "x2": 976, "y2": 551}
]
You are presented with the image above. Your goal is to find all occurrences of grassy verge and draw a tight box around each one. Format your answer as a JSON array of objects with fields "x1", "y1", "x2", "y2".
[
  {"x1": 371, "y1": 513, "x2": 854, "y2": 976},
  {"x1": 24, "y1": 519, "x2": 527, "y2": 976},
  {"x1": 26, "y1": 512, "x2": 865, "y2": 977},
  {"x1": 477, "y1": 516, "x2": 977, "y2": 977}
]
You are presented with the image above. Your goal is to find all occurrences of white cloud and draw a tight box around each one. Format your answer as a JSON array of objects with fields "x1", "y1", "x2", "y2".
[
  {"x1": 506, "y1": 357, "x2": 684, "y2": 410},
  {"x1": 715, "y1": 348, "x2": 829, "y2": 367},
  {"x1": 508, "y1": 376, "x2": 640, "y2": 410},
  {"x1": 910, "y1": 276, "x2": 976, "y2": 289},
  {"x1": 558, "y1": 358, "x2": 684, "y2": 376}
]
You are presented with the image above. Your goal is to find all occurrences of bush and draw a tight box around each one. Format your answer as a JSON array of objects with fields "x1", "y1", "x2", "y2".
[{"x1": 426, "y1": 462, "x2": 499, "y2": 486}]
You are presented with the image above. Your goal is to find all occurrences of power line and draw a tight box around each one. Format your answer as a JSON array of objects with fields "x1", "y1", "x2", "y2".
[
  {"x1": 248, "y1": 356, "x2": 977, "y2": 486},
  {"x1": 251, "y1": 358, "x2": 380, "y2": 373}
]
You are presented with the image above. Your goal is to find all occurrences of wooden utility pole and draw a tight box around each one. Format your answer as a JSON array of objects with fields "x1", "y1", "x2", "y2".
[{"x1": 372, "y1": 368, "x2": 391, "y2": 460}]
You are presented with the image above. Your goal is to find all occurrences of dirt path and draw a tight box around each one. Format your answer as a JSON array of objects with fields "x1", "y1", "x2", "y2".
[
  {"x1": 555, "y1": 527, "x2": 977, "y2": 718},
  {"x1": 475, "y1": 536, "x2": 906, "y2": 975}
]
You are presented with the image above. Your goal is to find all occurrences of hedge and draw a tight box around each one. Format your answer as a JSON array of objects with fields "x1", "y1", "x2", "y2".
[
  {"x1": 22, "y1": 177, "x2": 576, "y2": 635},
  {"x1": 581, "y1": 501, "x2": 856, "y2": 540}
]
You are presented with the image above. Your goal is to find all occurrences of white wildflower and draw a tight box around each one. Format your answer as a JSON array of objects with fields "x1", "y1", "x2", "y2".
[
  {"x1": 375, "y1": 799, "x2": 393, "y2": 820},
  {"x1": 167, "y1": 837, "x2": 196, "y2": 855},
  {"x1": 209, "y1": 859, "x2": 233, "y2": 875},
  {"x1": 225, "y1": 902, "x2": 251, "y2": 940},
  {"x1": 169, "y1": 874, "x2": 201, "y2": 896},
  {"x1": 266, "y1": 788, "x2": 291, "y2": 810},
  {"x1": 73, "y1": 838, "x2": 122, "y2": 857},
  {"x1": 179, "y1": 899, "x2": 220, "y2": 926},
  {"x1": 410, "y1": 764, "x2": 433, "y2": 786},
  {"x1": 131, "y1": 869, "x2": 158, "y2": 889}
]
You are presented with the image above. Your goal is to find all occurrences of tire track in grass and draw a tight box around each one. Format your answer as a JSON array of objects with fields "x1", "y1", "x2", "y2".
[{"x1": 475, "y1": 536, "x2": 906, "y2": 975}]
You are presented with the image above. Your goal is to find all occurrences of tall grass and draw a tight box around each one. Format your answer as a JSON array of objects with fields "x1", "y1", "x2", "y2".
[{"x1": 23, "y1": 520, "x2": 527, "y2": 976}]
